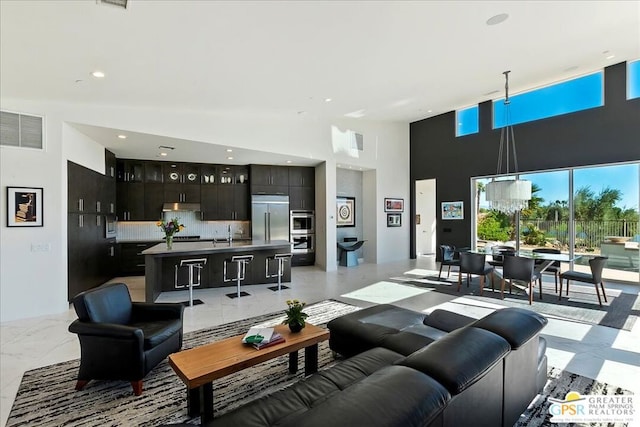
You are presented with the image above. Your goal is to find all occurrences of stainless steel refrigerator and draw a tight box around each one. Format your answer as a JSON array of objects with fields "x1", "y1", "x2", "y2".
[{"x1": 251, "y1": 195, "x2": 290, "y2": 241}]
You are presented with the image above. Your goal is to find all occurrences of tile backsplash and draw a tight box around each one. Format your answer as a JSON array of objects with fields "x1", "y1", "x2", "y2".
[{"x1": 116, "y1": 211, "x2": 250, "y2": 241}]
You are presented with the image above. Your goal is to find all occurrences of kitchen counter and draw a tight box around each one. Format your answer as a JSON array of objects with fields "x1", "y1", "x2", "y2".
[
  {"x1": 143, "y1": 240, "x2": 293, "y2": 302},
  {"x1": 141, "y1": 239, "x2": 289, "y2": 256}
]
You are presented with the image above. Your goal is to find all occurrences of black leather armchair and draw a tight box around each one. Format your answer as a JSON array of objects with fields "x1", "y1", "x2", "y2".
[{"x1": 68, "y1": 282, "x2": 184, "y2": 395}]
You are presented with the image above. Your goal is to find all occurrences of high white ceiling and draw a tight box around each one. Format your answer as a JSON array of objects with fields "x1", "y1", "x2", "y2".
[{"x1": 1, "y1": 1, "x2": 639, "y2": 164}]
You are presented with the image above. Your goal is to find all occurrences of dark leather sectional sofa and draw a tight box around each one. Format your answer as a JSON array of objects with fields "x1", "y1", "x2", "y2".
[{"x1": 164, "y1": 304, "x2": 547, "y2": 427}]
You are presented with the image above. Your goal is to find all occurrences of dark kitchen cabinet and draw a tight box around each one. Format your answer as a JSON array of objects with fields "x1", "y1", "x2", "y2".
[
  {"x1": 116, "y1": 181, "x2": 145, "y2": 221},
  {"x1": 250, "y1": 165, "x2": 288, "y2": 195},
  {"x1": 144, "y1": 183, "x2": 164, "y2": 221},
  {"x1": 68, "y1": 155, "x2": 119, "y2": 301},
  {"x1": 118, "y1": 241, "x2": 158, "y2": 275},
  {"x1": 288, "y1": 167, "x2": 315, "y2": 210},
  {"x1": 289, "y1": 167, "x2": 314, "y2": 187},
  {"x1": 116, "y1": 159, "x2": 145, "y2": 183},
  {"x1": 200, "y1": 185, "x2": 219, "y2": 220},
  {"x1": 289, "y1": 186, "x2": 315, "y2": 210},
  {"x1": 144, "y1": 162, "x2": 164, "y2": 183},
  {"x1": 68, "y1": 161, "x2": 97, "y2": 213},
  {"x1": 163, "y1": 162, "x2": 200, "y2": 184},
  {"x1": 218, "y1": 184, "x2": 249, "y2": 220},
  {"x1": 164, "y1": 182, "x2": 200, "y2": 203},
  {"x1": 164, "y1": 163, "x2": 200, "y2": 203},
  {"x1": 251, "y1": 165, "x2": 289, "y2": 186},
  {"x1": 201, "y1": 164, "x2": 219, "y2": 185}
]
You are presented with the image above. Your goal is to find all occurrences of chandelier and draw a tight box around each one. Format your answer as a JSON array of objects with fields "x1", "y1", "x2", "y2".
[{"x1": 485, "y1": 71, "x2": 531, "y2": 214}]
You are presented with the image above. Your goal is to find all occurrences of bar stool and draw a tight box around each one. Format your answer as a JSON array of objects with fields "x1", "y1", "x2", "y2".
[
  {"x1": 266, "y1": 253, "x2": 293, "y2": 291},
  {"x1": 224, "y1": 254, "x2": 254, "y2": 298},
  {"x1": 175, "y1": 258, "x2": 207, "y2": 307}
]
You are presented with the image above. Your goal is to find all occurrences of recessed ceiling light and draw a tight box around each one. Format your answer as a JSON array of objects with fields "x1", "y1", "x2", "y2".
[
  {"x1": 286, "y1": 160, "x2": 292, "y2": 164},
  {"x1": 91, "y1": 71, "x2": 105, "y2": 78},
  {"x1": 324, "y1": 98, "x2": 332, "y2": 103},
  {"x1": 427, "y1": 109, "x2": 433, "y2": 113},
  {"x1": 226, "y1": 149, "x2": 233, "y2": 152},
  {"x1": 486, "y1": 13, "x2": 509, "y2": 26},
  {"x1": 117, "y1": 134, "x2": 127, "y2": 139},
  {"x1": 227, "y1": 156, "x2": 234, "y2": 160},
  {"x1": 606, "y1": 54, "x2": 616, "y2": 60},
  {"x1": 159, "y1": 152, "x2": 168, "y2": 157}
]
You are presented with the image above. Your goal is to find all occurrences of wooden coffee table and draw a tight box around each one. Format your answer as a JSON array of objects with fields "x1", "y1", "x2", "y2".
[{"x1": 169, "y1": 323, "x2": 329, "y2": 422}]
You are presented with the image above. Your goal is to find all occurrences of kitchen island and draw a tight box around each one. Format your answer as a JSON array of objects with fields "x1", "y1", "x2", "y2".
[{"x1": 142, "y1": 240, "x2": 293, "y2": 302}]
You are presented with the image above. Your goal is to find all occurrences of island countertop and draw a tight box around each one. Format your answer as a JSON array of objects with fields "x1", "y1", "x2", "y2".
[
  {"x1": 143, "y1": 239, "x2": 294, "y2": 302},
  {"x1": 142, "y1": 239, "x2": 292, "y2": 257}
]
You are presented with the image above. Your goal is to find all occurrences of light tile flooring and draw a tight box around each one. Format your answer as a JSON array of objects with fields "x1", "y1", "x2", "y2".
[{"x1": 1, "y1": 257, "x2": 639, "y2": 427}]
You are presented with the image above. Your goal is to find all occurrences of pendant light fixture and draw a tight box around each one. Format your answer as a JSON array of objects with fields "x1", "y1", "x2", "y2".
[{"x1": 485, "y1": 71, "x2": 532, "y2": 214}]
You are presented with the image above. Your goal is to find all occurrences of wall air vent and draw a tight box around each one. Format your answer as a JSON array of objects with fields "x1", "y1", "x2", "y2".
[
  {"x1": 0, "y1": 111, "x2": 44, "y2": 150},
  {"x1": 98, "y1": 0, "x2": 127, "y2": 9}
]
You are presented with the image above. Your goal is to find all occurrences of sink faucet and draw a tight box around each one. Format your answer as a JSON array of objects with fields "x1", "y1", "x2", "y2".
[{"x1": 228, "y1": 225, "x2": 233, "y2": 244}]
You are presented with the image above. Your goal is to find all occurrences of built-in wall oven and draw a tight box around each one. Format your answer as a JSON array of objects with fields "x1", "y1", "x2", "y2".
[
  {"x1": 290, "y1": 210, "x2": 315, "y2": 234},
  {"x1": 105, "y1": 215, "x2": 117, "y2": 239},
  {"x1": 291, "y1": 234, "x2": 315, "y2": 254}
]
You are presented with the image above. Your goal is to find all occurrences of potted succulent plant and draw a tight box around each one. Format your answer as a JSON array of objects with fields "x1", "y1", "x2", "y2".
[{"x1": 282, "y1": 299, "x2": 308, "y2": 333}]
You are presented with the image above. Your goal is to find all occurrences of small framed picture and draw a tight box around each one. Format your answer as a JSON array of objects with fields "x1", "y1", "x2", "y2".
[
  {"x1": 336, "y1": 196, "x2": 355, "y2": 227},
  {"x1": 7, "y1": 187, "x2": 43, "y2": 227},
  {"x1": 442, "y1": 201, "x2": 463, "y2": 220},
  {"x1": 387, "y1": 213, "x2": 401, "y2": 227},
  {"x1": 384, "y1": 198, "x2": 404, "y2": 212}
]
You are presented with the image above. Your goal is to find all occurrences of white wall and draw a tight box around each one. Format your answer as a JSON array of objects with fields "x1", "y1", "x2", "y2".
[{"x1": 0, "y1": 98, "x2": 408, "y2": 322}]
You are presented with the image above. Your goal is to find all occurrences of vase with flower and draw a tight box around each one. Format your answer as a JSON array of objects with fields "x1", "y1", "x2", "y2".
[
  {"x1": 282, "y1": 299, "x2": 308, "y2": 333},
  {"x1": 156, "y1": 217, "x2": 184, "y2": 250}
]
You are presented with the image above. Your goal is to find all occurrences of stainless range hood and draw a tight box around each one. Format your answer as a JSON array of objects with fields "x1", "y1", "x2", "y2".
[{"x1": 162, "y1": 202, "x2": 201, "y2": 212}]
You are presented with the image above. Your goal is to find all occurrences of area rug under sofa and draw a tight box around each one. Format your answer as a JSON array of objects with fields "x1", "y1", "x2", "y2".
[{"x1": 6, "y1": 299, "x2": 632, "y2": 426}]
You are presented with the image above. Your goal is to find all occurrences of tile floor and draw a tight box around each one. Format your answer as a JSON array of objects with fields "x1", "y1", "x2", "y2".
[{"x1": 1, "y1": 256, "x2": 639, "y2": 427}]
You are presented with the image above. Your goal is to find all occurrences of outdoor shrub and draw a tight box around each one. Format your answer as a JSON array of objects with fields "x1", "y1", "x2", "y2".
[{"x1": 478, "y1": 214, "x2": 511, "y2": 241}]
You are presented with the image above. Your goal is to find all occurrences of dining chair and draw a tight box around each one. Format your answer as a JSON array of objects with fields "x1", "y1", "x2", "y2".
[
  {"x1": 532, "y1": 248, "x2": 561, "y2": 292},
  {"x1": 457, "y1": 252, "x2": 494, "y2": 295},
  {"x1": 501, "y1": 255, "x2": 542, "y2": 305},
  {"x1": 488, "y1": 245, "x2": 516, "y2": 268},
  {"x1": 559, "y1": 256, "x2": 608, "y2": 306},
  {"x1": 438, "y1": 244, "x2": 459, "y2": 280}
]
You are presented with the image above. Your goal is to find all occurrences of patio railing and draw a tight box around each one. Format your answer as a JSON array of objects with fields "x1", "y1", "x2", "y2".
[{"x1": 521, "y1": 219, "x2": 639, "y2": 249}]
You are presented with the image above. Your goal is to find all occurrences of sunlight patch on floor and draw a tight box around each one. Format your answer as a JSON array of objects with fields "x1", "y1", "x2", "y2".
[
  {"x1": 403, "y1": 268, "x2": 440, "y2": 277},
  {"x1": 341, "y1": 281, "x2": 430, "y2": 304}
]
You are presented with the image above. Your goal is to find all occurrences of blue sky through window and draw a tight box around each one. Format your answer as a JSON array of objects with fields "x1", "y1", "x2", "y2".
[
  {"x1": 456, "y1": 105, "x2": 479, "y2": 136},
  {"x1": 493, "y1": 72, "x2": 604, "y2": 128},
  {"x1": 479, "y1": 164, "x2": 639, "y2": 210},
  {"x1": 629, "y1": 60, "x2": 640, "y2": 99}
]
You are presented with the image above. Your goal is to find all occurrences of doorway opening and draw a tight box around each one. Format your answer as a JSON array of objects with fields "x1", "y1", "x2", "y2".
[{"x1": 415, "y1": 179, "x2": 436, "y2": 257}]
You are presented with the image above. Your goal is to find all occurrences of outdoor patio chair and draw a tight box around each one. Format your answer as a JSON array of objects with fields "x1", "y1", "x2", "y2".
[
  {"x1": 559, "y1": 256, "x2": 609, "y2": 307},
  {"x1": 457, "y1": 251, "x2": 494, "y2": 295},
  {"x1": 501, "y1": 255, "x2": 542, "y2": 305}
]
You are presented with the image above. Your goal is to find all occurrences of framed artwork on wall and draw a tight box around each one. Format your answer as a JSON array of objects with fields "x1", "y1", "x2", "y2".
[
  {"x1": 7, "y1": 186, "x2": 43, "y2": 227},
  {"x1": 387, "y1": 213, "x2": 402, "y2": 227},
  {"x1": 336, "y1": 196, "x2": 355, "y2": 227},
  {"x1": 442, "y1": 201, "x2": 464, "y2": 220},
  {"x1": 384, "y1": 198, "x2": 404, "y2": 212}
]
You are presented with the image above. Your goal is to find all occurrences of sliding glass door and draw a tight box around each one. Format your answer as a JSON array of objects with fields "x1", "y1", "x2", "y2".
[
  {"x1": 573, "y1": 164, "x2": 639, "y2": 282},
  {"x1": 473, "y1": 162, "x2": 639, "y2": 283}
]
